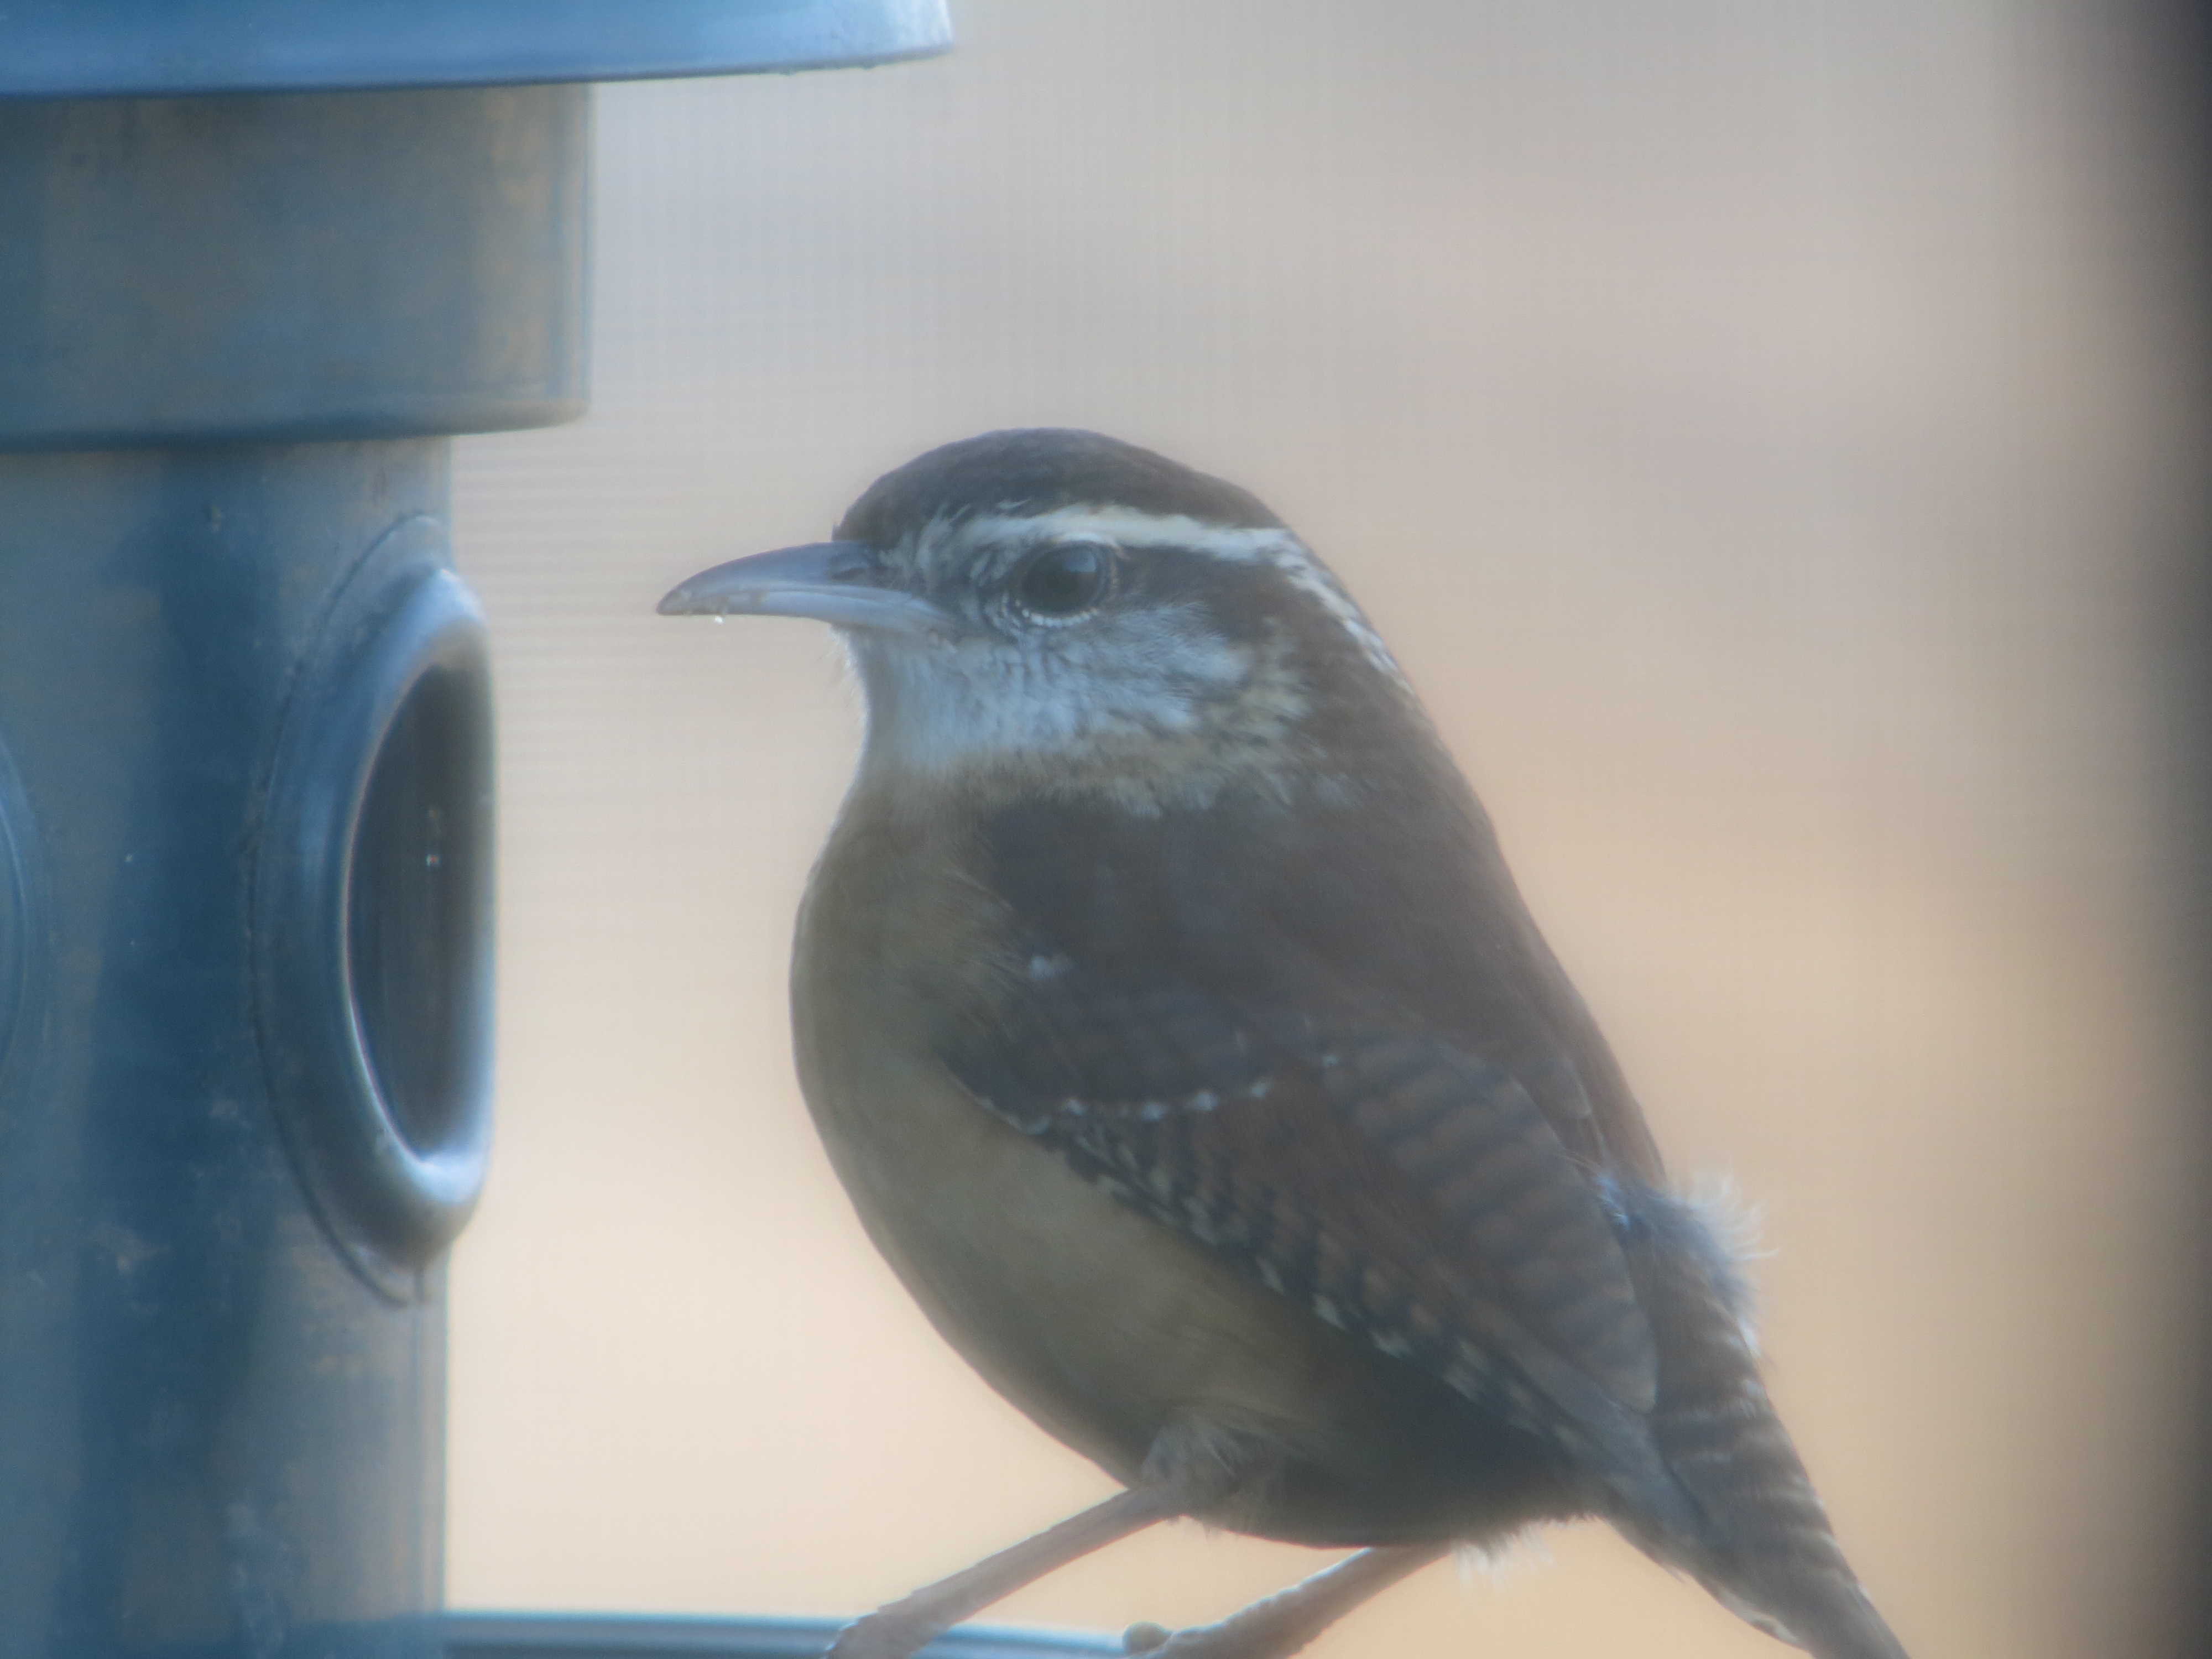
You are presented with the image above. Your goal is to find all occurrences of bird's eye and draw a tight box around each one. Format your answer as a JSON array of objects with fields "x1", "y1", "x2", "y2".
[{"x1": 1011, "y1": 540, "x2": 1118, "y2": 621}]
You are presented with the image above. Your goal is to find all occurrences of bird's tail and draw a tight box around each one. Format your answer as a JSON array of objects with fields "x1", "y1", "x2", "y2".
[{"x1": 1616, "y1": 1188, "x2": 1910, "y2": 1659}]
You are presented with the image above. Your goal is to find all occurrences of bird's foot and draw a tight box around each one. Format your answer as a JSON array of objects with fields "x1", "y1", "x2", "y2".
[
  {"x1": 1116, "y1": 1543, "x2": 1446, "y2": 1659},
  {"x1": 822, "y1": 1610, "x2": 937, "y2": 1659},
  {"x1": 1120, "y1": 1616, "x2": 1297, "y2": 1659}
]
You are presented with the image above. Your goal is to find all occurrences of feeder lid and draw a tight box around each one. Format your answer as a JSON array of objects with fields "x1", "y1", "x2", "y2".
[{"x1": 0, "y1": 0, "x2": 952, "y2": 100}]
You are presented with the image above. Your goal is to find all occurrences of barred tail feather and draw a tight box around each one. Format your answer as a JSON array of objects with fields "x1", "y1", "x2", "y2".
[{"x1": 1614, "y1": 1185, "x2": 1910, "y2": 1659}]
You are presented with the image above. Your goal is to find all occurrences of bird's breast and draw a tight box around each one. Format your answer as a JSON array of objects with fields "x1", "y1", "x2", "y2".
[
  {"x1": 791, "y1": 791, "x2": 1301, "y2": 1465},
  {"x1": 787, "y1": 783, "x2": 1546, "y2": 1540}
]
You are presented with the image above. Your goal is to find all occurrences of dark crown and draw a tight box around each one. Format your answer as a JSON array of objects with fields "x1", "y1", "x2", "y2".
[{"x1": 835, "y1": 429, "x2": 1287, "y2": 547}]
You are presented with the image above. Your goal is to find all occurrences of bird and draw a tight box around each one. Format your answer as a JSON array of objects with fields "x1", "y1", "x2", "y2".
[{"x1": 658, "y1": 429, "x2": 1910, "y2": 1659}]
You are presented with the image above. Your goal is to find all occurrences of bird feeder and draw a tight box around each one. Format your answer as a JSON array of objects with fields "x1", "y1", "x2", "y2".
[{"x1": 0, "y1": 6, "x2": 1115, "y2": 1656}]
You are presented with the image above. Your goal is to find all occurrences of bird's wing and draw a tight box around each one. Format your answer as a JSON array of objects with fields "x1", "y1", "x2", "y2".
[
  {"x1": 937, "y1": 956, "x2": 1671, "y2": 1489},
  {"x1": 937, "y1": 782, "x2": 1702, "y2": 1525}
]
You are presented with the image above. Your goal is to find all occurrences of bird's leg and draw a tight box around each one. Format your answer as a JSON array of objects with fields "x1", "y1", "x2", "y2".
[
  {"x1": 1123, "y1": 1542, "x2": 1451, "y2": 1659},
  {"x1": 824, "y1": 1485, "x2": 1182, "y2": 1659}
]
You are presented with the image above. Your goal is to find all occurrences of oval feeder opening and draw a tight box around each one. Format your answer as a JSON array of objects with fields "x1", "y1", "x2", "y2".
[
  {"x1": 348, "y1": 644, "x2": 493, "y2": 1160},
  {"x1": 255, "y1": 517, "x2": 495, "y2": 1300}
]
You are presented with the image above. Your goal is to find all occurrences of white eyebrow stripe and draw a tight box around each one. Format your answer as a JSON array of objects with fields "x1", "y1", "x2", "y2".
[
  {"x1": 962, "y1": 507, "x2": 1301, "y2": 560},
  {"x1": 1249, "y1": 542, "x2": 1407, "y2": 685},
  {"x1": 959, "y1": 507, "x2": 1409, "y2": 685}
]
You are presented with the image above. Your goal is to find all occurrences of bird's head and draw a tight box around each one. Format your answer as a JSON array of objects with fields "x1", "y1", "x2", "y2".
[{"x1": 660, "y1": 429, "x2": 1429, "y2": 812}]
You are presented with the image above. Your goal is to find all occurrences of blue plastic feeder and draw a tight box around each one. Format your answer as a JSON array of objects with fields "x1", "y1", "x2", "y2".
[{"x1": 0, "y1": 7, "x2": 1105, "y2": 1657}]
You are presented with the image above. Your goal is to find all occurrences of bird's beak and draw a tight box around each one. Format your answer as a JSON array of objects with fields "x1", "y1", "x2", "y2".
[{"x1": 657, "y1": 541, "x2": 963, "y2": 639}]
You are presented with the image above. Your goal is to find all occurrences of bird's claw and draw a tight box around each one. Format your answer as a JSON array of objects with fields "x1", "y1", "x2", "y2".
[{"x1": 821, "y1": 1611, "x2": 933, "y2": 1659}]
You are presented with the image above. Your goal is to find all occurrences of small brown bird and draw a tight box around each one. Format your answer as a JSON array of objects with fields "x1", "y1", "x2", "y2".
[{"x1": 660, "y1": 430, "x2": 1908, "y2": 1659}]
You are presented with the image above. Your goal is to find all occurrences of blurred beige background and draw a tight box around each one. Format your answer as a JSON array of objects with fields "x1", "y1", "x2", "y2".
[{"x1": 442, "y1": 4, "x2": 2203, "y2": 1656}]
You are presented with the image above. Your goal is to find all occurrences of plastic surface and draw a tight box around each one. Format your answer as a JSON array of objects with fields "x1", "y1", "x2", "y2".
[
  {"x1": 0, "y1": 440, "x2": 466, "y2": 1655},
  {"x1": 0, "y1": 0, "x2": 953, "y2": 99},
  {"x1": 0, "y1": 740, "x2": 35, "y2": 1095},
  {"x1": 0, "y1": 85, "x2": 591, "y2": 451},
  {"x1": 0, "y1": 5, "x2": 952, "y2": 1644},
  {"x1": 442, "y1": 1614, "x2": 1122, "y2": 1658}
]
